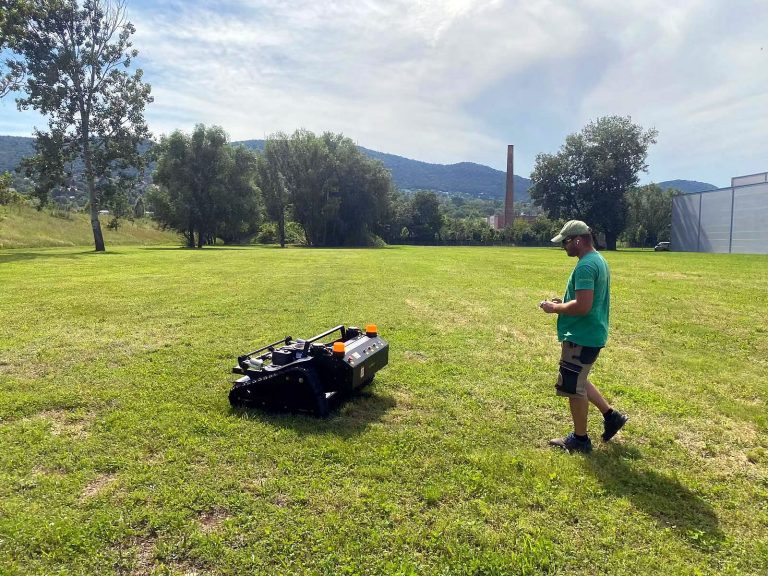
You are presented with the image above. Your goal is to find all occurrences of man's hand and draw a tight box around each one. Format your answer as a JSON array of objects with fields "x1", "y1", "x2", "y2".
[
  {"x1": 539, "y1": 299, "x2": 559, "y2": 314},
  {"x1": 540, "y1": 291, "x2": 593, "y2": 316}
]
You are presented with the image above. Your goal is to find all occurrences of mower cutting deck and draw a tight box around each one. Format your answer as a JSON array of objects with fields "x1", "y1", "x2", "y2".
[{"x1": 229, "y1": 324, "x2": 388, "y2": 416}]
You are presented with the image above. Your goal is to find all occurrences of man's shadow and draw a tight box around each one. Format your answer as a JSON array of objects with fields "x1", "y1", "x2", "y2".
[{"x1": 585, "y1": 444, "x2": 724, "y2": 550}]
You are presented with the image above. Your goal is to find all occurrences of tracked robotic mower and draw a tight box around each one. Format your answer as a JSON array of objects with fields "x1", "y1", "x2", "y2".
[{"x1": 230, "y1": 324, "x2": 388, "y2": 416}]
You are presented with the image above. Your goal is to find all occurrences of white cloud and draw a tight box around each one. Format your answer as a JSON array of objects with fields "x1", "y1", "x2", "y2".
[{"x1": 4, "y1": 0, "x2": 767, "y2": 184}]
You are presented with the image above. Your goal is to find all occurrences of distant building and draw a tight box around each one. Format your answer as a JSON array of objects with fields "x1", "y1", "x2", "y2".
[
  {"x1": 486, "y1": 214, "x2": 503, "y2": 229},
  {"x1": 672, "y1": 171, "x2": 768, "y2": 254}
]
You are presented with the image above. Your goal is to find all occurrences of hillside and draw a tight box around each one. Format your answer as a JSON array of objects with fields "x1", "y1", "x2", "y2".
[
  {"x1": 0, "y1": 203, "x2": 179, "y2": 249},
  {"x1": 236, "y1": 140, "x2": 535, "y2": 201},
  {"x1": 0, "y1": 135, "x2": 35, "y2": 175},
  {"x1": 2, "y1": 135, "x2": 719, "y2": 202}
]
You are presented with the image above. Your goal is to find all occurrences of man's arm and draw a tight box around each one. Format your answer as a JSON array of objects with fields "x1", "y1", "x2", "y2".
[{"x1": 540, "y1": 289, "x2": 593, "y2": 316}]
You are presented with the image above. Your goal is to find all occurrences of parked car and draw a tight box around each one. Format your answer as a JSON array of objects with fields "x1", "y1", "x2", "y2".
[{"x1": 654, "y1": 241, "x2": 671, "y2": 251}]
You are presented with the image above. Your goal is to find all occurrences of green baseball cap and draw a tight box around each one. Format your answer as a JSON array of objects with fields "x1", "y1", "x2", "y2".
[{"x1": 551, "y1": 220, "x2": 591, "y2": 243}]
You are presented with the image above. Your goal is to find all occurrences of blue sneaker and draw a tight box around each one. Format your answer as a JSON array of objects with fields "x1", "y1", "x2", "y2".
[{"x1": 549, "y1": 432, "x2": 593, "y2": 453}]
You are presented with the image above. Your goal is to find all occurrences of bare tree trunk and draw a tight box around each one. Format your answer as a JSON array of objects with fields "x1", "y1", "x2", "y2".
[
  {"x1": 278, "y1": 213, "x2": 285, "y2": 248},
  {"x1": 82, "y1": 136, "x2": 106, "y2": 252},
  {"x1": 89, "y1": 201, "x2": 106, "y2": 252}
]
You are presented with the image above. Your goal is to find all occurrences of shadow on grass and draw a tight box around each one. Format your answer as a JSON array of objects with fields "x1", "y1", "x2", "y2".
[
  {"x1": 586, "y1": 444, "x2": 724, "y2": 550},
  {"x1": 141, "y1": 245, "x2": 255, "y2": 251},
  {"x1": 0, "y1": 250, "x2": 122, "y2": 263},
  {"x1": 229, "y1": 389, "x2": 396, "y2": 438}
]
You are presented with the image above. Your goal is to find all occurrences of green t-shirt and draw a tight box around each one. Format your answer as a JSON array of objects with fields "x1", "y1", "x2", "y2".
[{"x1": 557, "y1": 250, "x2": 610, "y2": 347}]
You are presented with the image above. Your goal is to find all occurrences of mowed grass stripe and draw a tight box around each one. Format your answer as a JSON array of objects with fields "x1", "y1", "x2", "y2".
[{"x1": 0, "y1": 245, "x2": 766, "y2": 575}]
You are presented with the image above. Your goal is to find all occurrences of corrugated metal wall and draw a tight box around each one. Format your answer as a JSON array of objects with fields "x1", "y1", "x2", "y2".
[
  {"x1": 671, "y1": 173, "x2": 768, "y2": 254},
  {"x1": 732, "y1": 182, "x2": 768, "y2": 254}
]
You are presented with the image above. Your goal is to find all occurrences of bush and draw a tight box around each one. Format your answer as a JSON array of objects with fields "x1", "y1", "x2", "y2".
[
  {"x1": 0, "y1": 188, "x2": 28, "y2": 206},
  {"x1": 255, "y1": 221, "x2": 306, "y2": 245}
]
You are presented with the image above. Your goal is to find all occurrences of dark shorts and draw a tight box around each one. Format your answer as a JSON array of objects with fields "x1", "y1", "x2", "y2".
[{"x1": 556, "y1": 341, "x2": 602, "y2": 398}]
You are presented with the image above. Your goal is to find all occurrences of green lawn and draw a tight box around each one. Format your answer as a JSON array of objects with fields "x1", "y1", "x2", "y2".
[{"x1": 0, "y1": 245, "x2": 766, "y2": 575}]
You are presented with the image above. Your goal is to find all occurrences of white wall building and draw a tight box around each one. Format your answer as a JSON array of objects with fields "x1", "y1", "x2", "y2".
[{"x1": 671, "y1": 171, "x2": 768, "y2": 254}]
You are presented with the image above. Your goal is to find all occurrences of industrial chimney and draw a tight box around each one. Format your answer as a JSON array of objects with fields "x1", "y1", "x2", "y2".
[{"x1": 504, "y1": 144, "x2": 515, "y2": 228}]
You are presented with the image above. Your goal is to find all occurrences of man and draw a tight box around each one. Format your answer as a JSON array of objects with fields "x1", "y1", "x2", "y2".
[{"x1": 539, "y1": 220, "x2": 628, "y2": 453}]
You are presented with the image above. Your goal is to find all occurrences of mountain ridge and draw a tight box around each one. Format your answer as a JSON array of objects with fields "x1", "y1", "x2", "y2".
[{"x1": 1, "y1": 135, "x2": 718, "y2": 201}]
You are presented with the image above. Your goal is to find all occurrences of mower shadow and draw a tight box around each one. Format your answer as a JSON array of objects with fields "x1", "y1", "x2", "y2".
[
  {"x1": 229, "y1": 389, "x2": 397, "y2": 438},
  {"x1": 585, "y1": 444, "x2": 724, "y2": 550}
]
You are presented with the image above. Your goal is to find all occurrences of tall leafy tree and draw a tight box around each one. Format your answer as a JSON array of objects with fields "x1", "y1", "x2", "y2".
[
  {"x1": 321, "y1": 132, "x2": 392, "y2": 246},
  {"x1": 259, "y1": 129, "x2": 393, "y2": 247},
  {"x1": 216, "y1": 145, "x2": 262, "y2": 244},
  {"x1": 256, "y1": 133, "x2": 293, "y2": 248},
  {"x1": 409, "y1": 190, "x2": 443, "y2": 243},
  {"x1": 1, "y1": 0, "x2": 152, "y2": 251},
  {"x1": 530, "y1": 116, "x2": 657, "y2": 249},
  {"x1": 283, "y1": 129, "x2": 335, "y2": 246},
  {"x1": 149, "y1": 124, "x2": 261, "y2": 247},
  {"x1": 623, "y1": 183, "x2": 676, "y2": 247}
]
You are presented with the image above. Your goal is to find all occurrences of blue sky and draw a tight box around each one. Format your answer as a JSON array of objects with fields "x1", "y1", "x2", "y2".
[{"x1": 1, "y1": 0, "x2": 767, "y2": 187}]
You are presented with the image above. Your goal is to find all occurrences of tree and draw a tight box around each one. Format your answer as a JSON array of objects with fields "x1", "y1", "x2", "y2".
[
  {"x1": 256, "y1": 134, "x2": 292, "y2": 248},
  {"x1": 149, "y1": 125, "x2": 261, "y2": 247},
  {"x1": 259, "y1": 129, "x2": 393, "y2": 247},
  {"x1": 623, "y1": 184, "x2": 676, "y2": 247},
  {"x1": 318, "y1": 132, "x2": 391, "y2": 246},
  {"x1": 284, "y1": 129, "x2": 335, "y2": 246},
  {"x1": 0, "y1": 171, "x2": 13, "y2": 204},
  {"x1": 216, "y1": 145, "x2": 263, "y2": 244},
  {"x1": 409, "y1": 190, "x2": 443, "y2": 243},
  {"x1": 1, "y1": 0, "x2": 153, "y2": 251},
  {"x1": 18, "y1": 130, "x2": 66, "y2": 209},
  {"x1": 0, "y1": 0, "x2": 31, "y2": 97},
  {"x1": 530, "y1": 116, "x2": 657, "y2": 249},
  {"x1": 133, "y1": 195, "x2": 145, "y2": 218}
]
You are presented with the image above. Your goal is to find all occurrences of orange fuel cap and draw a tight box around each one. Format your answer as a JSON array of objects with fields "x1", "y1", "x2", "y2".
[
  {"x1": 332, "y1": 342, "x2": 345, "y2": 355},
  {"x1": 365, "y1": 324, "x2": 378, "y2": 337}
]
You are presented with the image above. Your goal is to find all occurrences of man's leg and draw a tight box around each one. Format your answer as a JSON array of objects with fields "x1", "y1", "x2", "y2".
[
  {"x1": 585, "y1": 380, "x2": 610, "y2": 414},
  {"x1": 586, "y1": 380, "x2": 629, "y2": 441},
  {"x1": 569, "y1": 395, "x2": 589, "y2": 436},
  {"x1": 549, "y1": 342, "x2": 593, "y2": 452}
]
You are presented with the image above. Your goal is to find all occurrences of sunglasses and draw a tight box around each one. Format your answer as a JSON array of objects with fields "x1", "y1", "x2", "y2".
[{"x1": 561, "y1": 237, "x2": 575, "y2": 246}]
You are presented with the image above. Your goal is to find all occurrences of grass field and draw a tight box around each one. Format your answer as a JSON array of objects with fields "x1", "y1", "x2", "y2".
[{"x1": 0, "y1": 245, "x2": 766, "y2": 575}]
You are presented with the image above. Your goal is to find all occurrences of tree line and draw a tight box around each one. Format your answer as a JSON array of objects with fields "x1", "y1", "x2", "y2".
[{"x1": 2, "y1": 0, "x2": 673, "y2": 251}]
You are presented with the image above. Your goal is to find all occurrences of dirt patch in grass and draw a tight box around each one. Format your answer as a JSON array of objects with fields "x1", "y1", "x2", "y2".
[
  {"x1": 197, "y1": 508, "x2": 230, "y2": 534},
  {"x1": 167, "y1": 565, "x2": 202, "y2": 576},
  {"x1": 403, "y1": 350, "x2": 429, "y2": 363},
  {"x1": 497, "y1": 324, "x2": 532, "y2": 343},
  {"x1": 32, "y1": 465, "x2": 68, "y2": 476},
  {"x1": 675, "y1": 416, "x2": 765, "y2": 478},
  {"x1": 651, "y1": 271, "x2": 700, "y2": 280},
  {"x1": 32, "y1": 409, "x2": 94, "y2": 439},
  {"x1": 81, "y1": 473, "x2": 117, "y2": 500},
  {"x1": 405, "y1": 296, "x2": 489, "y2": 330},
  {"x1": 130, "y1": 537, "x2": 156, "y2": 576}
]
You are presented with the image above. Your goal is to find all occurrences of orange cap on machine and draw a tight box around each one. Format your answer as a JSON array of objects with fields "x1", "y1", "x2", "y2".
[
  {"x1": 332, "y1": 341, "x2": 345, "y2": 355},
  {"x1": 365, "y1": 324, "x2": 378, "y2": 337}
]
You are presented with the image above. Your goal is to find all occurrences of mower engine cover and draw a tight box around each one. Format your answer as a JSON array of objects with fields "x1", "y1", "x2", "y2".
[{"x1": 229, "y1": 324, "x2": 388, "y2": 416}]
